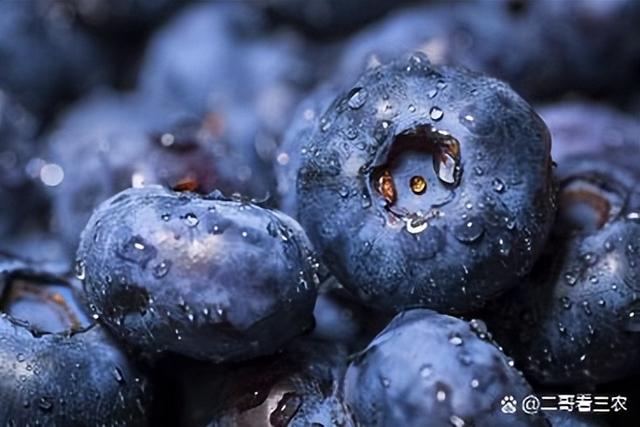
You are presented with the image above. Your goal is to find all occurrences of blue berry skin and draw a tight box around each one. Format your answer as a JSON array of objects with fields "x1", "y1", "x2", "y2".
[
  {"x1": 539, "y1": 101, "x2": 640, "y2": 162},
  {"x1": 139, "y1": 2, "x2": 316, "y2": 199},
  {"x1": 45, "y1": 90, "x2": 263, "y2": 252},
  {"x1": 0, "y1": 254, "x2": 150, "y2": 426},
  {"x1": 344, "y1": 309, "x2": 546, "y2": 427},
  {"x1": 76, "y1": 185, "x2": 319, "y2": 362},
  {"x1": 486, "y1": 151, "x2": 640, "y2": 385},
  {"x1": 295, "y1": 55, "x2": 556, "y2": 313},
  {"x1": 175, "y1": 339, "x2": 352, "y2": 426},
  {"x1": 275, "y1": 84, "x2": 340, "y2": 217},
  {"x1": 335, "y1": 0, "x2": 640, "y2": 102}
]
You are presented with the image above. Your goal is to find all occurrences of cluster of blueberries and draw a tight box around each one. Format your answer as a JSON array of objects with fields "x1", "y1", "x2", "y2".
[{"x1": 1, "y1": 0, "x2": 640, "y2": 426}]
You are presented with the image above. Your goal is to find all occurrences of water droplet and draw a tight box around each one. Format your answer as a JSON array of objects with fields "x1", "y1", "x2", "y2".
[
  {"x1": 380, "y1": 376, "x2": 391, "y2": 388},
  {"x1": 361, "y1": 194, "x2": 372, "y2": 208},
  {"x1": 347, "y1": 87, "x2": 368, "y2": 109},
  {"x1": 161, "y1": 213, "x2": 170, "y2": 221},
  {"x1": 604, "y1": 238, "x2": 615, "y2": 252},
  {"x1": 433, "y1": 138, "x2": 461, "y2": 185},
  {"x1": 564, "y1": 273, "x2": 577, "y2": 286},
  {"x1": 454, "y1": 218, "x2": 484, "y2": 243},
  {"x1": 420, "y1": 364, "x2": 433, "y2": 378},
  {"x1": 74, "y1": 260, "x2": 86, "y2": 280},
  {"x1": 449, "y1": 335, "x2": 463, "y2": 346},
  {"x1": 118, "y1": 236, "x2": 157, "y2": 268},
  {"x1": 470, "y1": 379, "x2": 479, "y2": 388},
  {"x1": 582, "y1": 252, "x2": 598, "y2": 266},
  {"x1": 436, "y1": 389, "x2": 447, "y2": 402},
  {"x1": 560, "y1": 296, "x2": 572, "y2": 309},
  {"x1": 338, "y1": 185, "x2": 349, "y2": 197},
  {"x1": 113, "y1": 367, "x2": 124, "y2": 383},
  {"x1": 152, "y1": 261, "x2": 171, "y2": 278},
  {"x1": 408, "y1": 104, "x2": 416, "y2": 113},
  {"x1": 430, "y1": 107, "x2": 444, "y2": 121},
  {"x1": 624, "y1": 304, "x2": 640, "y2": 332},
  {"x1": 627, "y1": 212, "x2": 640, "y2": 221},
  {"x1": 16, "y1": 353, "x2": 26, "y2": 362},
  {"x1": 582, "y1": 301, "x2": 592, "y2": 315},
  {"x1": 344, "y1": 126, "x2": 358, "y2": 140},
  {"x1": 38, "y1": 397, "x2": 53, "y2": 412},
  {"x1": 450, "y1": 415, "x2": 465, "y2": 427},
  {"x1": 492, "y1": 178, "x2": 505, "y2": 193},
  {"x1": 428, "y1": 88, "x2": 438, "y2": 98},
  {"x1": 184, "y1": 213, "x2": 199, "y2": 227}
]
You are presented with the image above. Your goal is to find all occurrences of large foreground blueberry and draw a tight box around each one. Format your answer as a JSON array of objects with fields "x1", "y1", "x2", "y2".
[
  {"x1": 295, "y1": 56, "x2": 556, "y2": 313},
  {"x1": 0, "y1": 254, "x2": 149, "y2": 425},
  {"x1": 344, "y1": 309, "x2": 546, "y2": 427},
  {"x1": 486, "y1": 151, "x2": 640, "y2": 385},
  {"x1": 76, "y1": 186, "x2": 319, "y2": 362}
]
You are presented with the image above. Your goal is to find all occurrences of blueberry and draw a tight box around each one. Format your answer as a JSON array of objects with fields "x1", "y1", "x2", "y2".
[
  {"x1": 344, "y1": 309, "x2": 546, "y2": 426},
  {"x1": 45, "y1": 90, "x2": 263, "y2": 252},
  {"x1": 139, "y1": 2, "x2": 316, "y2": 198},
  {"x1": 295, "y1": 56, "x2": 556, "y2": 313},
  {"x1": 0, "y1": 254, "x2": 149, "y2": 425},
  {"x1": 539, "y1": 101, "x2": 640, "y2": 162},
  {"x1": 485, "y1": 151, "x2": 640, "y2": 385},
  {"x1": 335, "y1": 0, "x2": 640, "y2": 102},
  {"x1": 171, "y1": 339, "x2": 351, "y2": 426},
  {"x1": 76, "y1": 185, "x2": 319, "y2": 362}
]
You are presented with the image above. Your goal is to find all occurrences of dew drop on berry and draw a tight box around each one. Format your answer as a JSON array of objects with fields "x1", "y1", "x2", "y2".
[
  {"x1": 347, "y1": 87, "x2": 368, "y2": 110},
  {"x1": 429, "y1": 107, "x2": 444, "y2": 121}
]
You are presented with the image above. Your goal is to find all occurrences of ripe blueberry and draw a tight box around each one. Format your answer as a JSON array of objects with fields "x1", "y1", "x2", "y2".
[
  {"x1": 0, "y1": 254, "x2": 149, "y2": 425},
  {"x1": 486, "y1": 151, "x2": 640, "y2": 385},
  {"x1": 76, "y1": 185, "x2": 319, "y2": 362},
  {"x1": 344, "y1": 309, "x2": 546, "y2": 426},
  {"x1": 295, "y1": 56, "x2": 556, "y2": 313}
]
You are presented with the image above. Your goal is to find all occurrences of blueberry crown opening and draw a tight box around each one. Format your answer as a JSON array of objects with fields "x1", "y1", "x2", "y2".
[
  {"x1": 0, "y1": 274, "x2": 91, "y2": 335},
  {"x1": 370, "y1": 124, "x2": 461, "y2": 222},
  {"x1": 559, "y1": 177, "x2": 622, "y2": 232}
]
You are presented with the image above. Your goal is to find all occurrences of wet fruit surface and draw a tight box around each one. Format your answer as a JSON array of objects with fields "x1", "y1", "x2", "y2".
[
  {"x1": 344, "y1": 309, "x2": 546, "y2": 427},
  {"x1": 486, "y1": 150, "x2": 640, "y2": 385},
  {"x1": 0, "y1": 254, "x2": 149, "y2": 426},
  {"x1": 295, "y1": 55, "x2": 556, "y2": 313},
  {"x1": 76, "y1": 185, "x2": 319, "y2": 362},
  {"x1": 2, "y1": 1, "x2": 639, "y2": 424}
]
